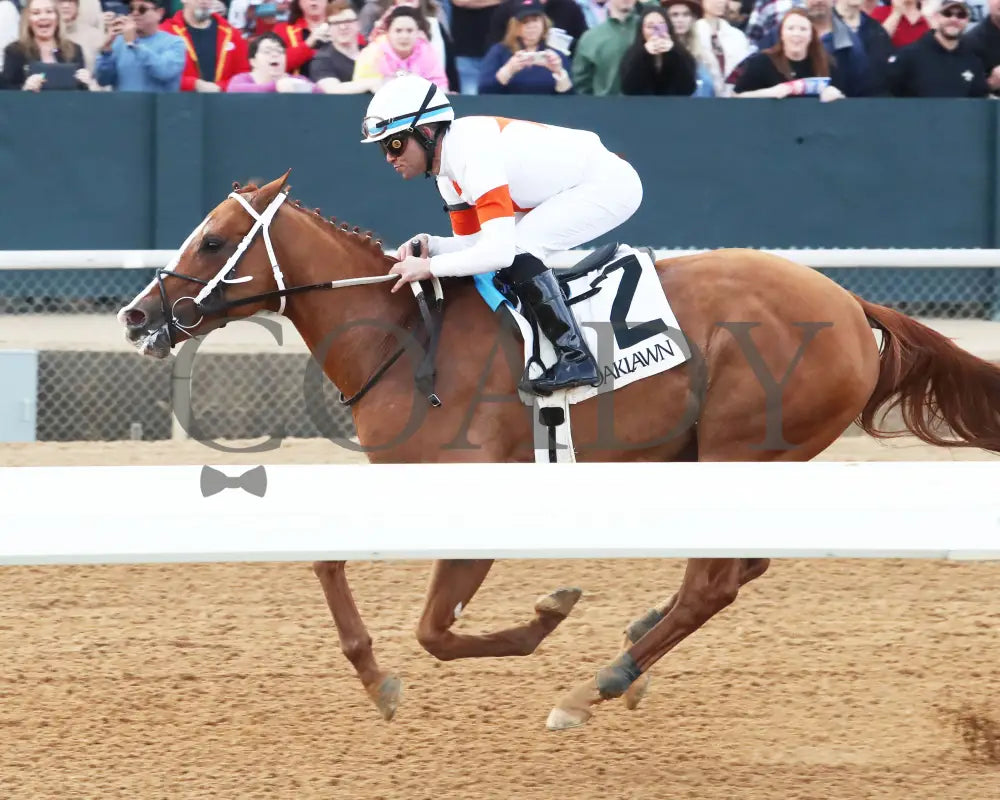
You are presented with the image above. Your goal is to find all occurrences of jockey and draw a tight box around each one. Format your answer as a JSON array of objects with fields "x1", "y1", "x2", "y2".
[{"x1": 360, "y1": 74, "x2": 643, "y2": 397}]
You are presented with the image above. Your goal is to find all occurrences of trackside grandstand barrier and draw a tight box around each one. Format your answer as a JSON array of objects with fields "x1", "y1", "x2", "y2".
[{"x1": 2, "y1": 248, "x2": 1000, "y2": 269}]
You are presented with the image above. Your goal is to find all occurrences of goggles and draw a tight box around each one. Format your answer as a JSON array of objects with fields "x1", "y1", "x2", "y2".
[
  {"x1": 361, "y1": 115, "x2": 391, "y2": 140},
  {"x1": 379, "y1": 132, "x2": 410, "y2": 157}
]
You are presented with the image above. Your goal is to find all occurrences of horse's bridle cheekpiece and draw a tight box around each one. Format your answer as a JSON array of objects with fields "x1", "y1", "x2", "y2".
[
  {"x1": 200, "y1": 465, "x2": 268, "y2": 498},
  {"x1": 139, "y1": 185, "x2": 446, "y2": 409}
]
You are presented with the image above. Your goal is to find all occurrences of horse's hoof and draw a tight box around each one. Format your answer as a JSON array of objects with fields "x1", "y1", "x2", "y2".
[
  {"x1": 366, "y1": 674, "x2": 402, "y2": 722},
  {"x1": 547, "y1": 677, "x2": 601, "y2": 731},
  {"x1": 534, "y1": 587, "x2": 583, "y2": 618},
  {"x1": 546, "y1": 706, "x2": 591, "y2": 731},
  {"x1": 622, "y1": 673, "x2": 651, "y2": 710}
]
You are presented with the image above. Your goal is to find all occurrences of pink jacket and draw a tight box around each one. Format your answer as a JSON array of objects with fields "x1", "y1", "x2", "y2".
[
  {"x1": 226, "y1": 72, "x2": 324, "y2": 93},
  {"x1": 373, "y1": 37, "x2": 447, "y2": 90}
]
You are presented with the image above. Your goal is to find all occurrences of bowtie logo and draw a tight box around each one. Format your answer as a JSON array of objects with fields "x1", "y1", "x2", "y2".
[{"x1": 200, "y1": 465, "x2": 268, "y2": 498}]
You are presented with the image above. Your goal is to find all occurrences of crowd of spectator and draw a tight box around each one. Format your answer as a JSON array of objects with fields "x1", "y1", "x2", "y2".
[{"x1": 0, "y1": 0, "x2": 998, "y2": 97}]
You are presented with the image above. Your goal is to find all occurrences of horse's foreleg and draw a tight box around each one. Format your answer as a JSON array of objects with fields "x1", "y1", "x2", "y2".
[
  {"x1": 415, "y1": 559, "x2": 582, "y2": 661},
  {"x1": 312, "y1": 560, "x2": 401, "y2": 721},
  {"x1": 548, "y1": 558, "x2": 763, "y2": 730},
  {"x1": 619, "y1": 558, "x2": 770, "y2": 710}
]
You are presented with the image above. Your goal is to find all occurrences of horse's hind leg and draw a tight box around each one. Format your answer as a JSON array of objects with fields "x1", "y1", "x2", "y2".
[
  {"x1": 548, "y1": 558, "x2": 762, "y2": 730},
  {"x1": 415, "y1": 559, "x2": 582, "y2": 660},
  {"x1": 618, "y1": 558, "x2": 770, "y2": 710},
  {"x1": 313, "y1": 561, "x2": 401, "y2": 722}
]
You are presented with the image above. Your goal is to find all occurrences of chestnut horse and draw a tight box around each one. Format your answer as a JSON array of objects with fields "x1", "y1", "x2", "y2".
[{"x1": 118, "y1": 172, "x2": 1000, "y2": 730}]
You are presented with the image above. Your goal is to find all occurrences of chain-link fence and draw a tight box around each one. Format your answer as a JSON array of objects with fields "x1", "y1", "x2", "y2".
[
  {"x1": 35, "y1": 350, "x2": 355, "y2": 443},
  {"x1": 3, "y1": 261, "x2": 999, "y2": 442},
  {"x1": 2, "y1": 263, "x2": 998, "y2": 318}
]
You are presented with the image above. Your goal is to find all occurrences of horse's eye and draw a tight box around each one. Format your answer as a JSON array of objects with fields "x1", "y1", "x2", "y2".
[{"x1": 201, "y1": 237, "x2": 225, "y2": 254}]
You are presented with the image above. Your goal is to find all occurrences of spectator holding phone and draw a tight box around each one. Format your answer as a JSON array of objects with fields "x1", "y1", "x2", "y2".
[
  {"x1": 486, "y1": 0, "x2": 588, "y2": 54},
  {"x1": 478, "y1": 0, "x2": 572, "y2": 92},
  {"x1": 95, "y1": 0, "x2": 184, "y2": 90},
  {"x1": 273, "y1": 0, "x2": 329, "y2": 76},
  {"x1": 0, "y1": 0, "x2": 95, "y2": 89},
  {"x1": 731, "y1": 7, "x2": 846, "y2": 98},
  {"x1": 227, "y1": 30, "x2": 325, "y2": 89},
  {"x1": 619, "y1": 4, "x2": 696, "y2": 94}
]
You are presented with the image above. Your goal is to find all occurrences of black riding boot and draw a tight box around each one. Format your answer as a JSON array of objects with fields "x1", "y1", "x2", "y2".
[{"x1": 512, "y1": 269, "x2": 601, "y2": 396}]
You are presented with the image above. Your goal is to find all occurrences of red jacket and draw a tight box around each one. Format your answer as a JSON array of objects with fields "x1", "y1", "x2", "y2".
[
  {"x1": 273, "y1": 20, "x2": 315, "y2": 75},
  {"x1": 273, "y1": 20, "x2": 367, "y2": 75},
  {"x1": 160, "y1": 11, "x2": 250, "y2": 91}
]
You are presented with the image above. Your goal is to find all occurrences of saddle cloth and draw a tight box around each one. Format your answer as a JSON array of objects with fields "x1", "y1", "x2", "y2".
[{"x1": 475, "y1": 244, "x2": 691, "y2": 465}]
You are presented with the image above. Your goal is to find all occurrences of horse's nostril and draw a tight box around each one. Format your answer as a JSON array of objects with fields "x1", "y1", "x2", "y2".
[{"x1": 125, "y1": 309, "x2": 147, "y2": 328}]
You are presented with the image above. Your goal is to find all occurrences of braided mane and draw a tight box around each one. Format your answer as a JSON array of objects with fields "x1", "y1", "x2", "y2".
[{"x1": 231, "y1": 180, "x2": 389, "y2": 257}]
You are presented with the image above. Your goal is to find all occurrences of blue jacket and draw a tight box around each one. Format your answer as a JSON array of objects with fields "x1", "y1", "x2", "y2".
[
  {"x1": 96, "y1": 30, "x2": 187, "y2": 92},
  {"x1": 477, "y1": 43, "x2": 573, "y2": 95}
]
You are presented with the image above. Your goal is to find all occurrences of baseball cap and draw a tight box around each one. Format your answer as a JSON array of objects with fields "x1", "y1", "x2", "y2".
[{"x1": 513, "y1": 0, "x2": 545, "y2": 19}]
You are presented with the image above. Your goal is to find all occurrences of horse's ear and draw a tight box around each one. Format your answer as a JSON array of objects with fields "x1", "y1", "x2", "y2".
[{"x1": 253, "y1": 170, "x2": 292, "y2": 211}]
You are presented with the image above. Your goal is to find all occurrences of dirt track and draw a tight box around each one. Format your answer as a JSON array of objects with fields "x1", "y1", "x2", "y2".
[{"x1": 1, "y1": 437, "x2": 998, "y2": 799}]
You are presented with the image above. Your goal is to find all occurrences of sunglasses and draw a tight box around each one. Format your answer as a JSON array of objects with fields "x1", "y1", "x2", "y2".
[
  {"x1": 940, "y1": 6, "x2": 969, "y2": 17},
  {"x1": 129, "y1": 3, "x2": 154, "y2": 12},
  {"x1": 380, "y1": 132, "x2": 410, "y2": 157}
]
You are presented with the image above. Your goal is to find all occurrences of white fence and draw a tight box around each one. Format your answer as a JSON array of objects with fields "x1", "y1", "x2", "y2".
[
  {"x1": 1, "y1": 462, "x2": 997, "y2": 565},
  {"x1": 3, "y1": 248, "x2": 1000, "y2": 270}
]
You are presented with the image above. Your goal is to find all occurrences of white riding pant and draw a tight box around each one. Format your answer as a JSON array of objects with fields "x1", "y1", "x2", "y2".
[{"x1": 512, "y1": 152, "x2": 644, "y2": 264}]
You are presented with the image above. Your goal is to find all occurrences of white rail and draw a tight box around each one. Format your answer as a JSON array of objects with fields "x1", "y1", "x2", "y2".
[
  {"x1": 1, "y1": 462, "x2": 997, "y2": 565},
  {"x1": 1, "y1": 249, "x2": 1000, "y2": 270}
]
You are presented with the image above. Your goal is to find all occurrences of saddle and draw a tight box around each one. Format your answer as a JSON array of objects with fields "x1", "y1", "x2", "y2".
[{"x1": 394, "y1": 244, "x2": 691, "y2": 465}]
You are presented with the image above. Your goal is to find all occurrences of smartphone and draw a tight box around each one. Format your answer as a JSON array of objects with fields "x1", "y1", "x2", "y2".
[
  {"x1": 652, "y1": 22, "x2": 668, "y2": 37},
  {"x1": 104, "y1": 0, "x2": 129, "y2": 15}
]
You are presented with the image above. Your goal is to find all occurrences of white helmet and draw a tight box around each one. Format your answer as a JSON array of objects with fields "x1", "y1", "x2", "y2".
[{"x1": 360, "y1": 74, "x2": 454, "y2": 144}]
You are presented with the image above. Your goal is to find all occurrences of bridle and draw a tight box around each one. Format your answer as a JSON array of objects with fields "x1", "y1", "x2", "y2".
[
  {"x1": 152, "y1": 190, "x2": 396, "y2": 345},
  {"x1": 147, "y1": 189, "x2": 444, "y2": 407}
]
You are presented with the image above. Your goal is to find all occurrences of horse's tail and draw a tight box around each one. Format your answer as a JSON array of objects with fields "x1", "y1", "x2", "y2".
[{"x1": 852, "y1": 295, "x2": 1000, "y2": 453}]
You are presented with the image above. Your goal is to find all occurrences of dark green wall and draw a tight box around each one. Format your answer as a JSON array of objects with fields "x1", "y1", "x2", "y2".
[{"x1": 1, "y1": 93, "x2": 997, "y2": 251}]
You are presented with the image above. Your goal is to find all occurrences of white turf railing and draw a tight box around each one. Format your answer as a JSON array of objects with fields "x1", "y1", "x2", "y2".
[
  {"x1": 2, "y1": 248, "x2": 1000, "y2": 270},
  {"x1": 0, "y1": 462, "x2": 997, "y2": 565}
]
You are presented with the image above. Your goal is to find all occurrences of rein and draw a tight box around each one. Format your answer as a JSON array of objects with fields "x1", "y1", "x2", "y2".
[{"x1": 151, "y1": 189, "x2": 445, "y2": 408}]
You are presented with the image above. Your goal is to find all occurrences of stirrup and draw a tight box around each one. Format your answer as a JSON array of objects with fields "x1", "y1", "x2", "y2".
[{"x1": 526, "y1": 356, "x2": 601, "y2": 396}]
